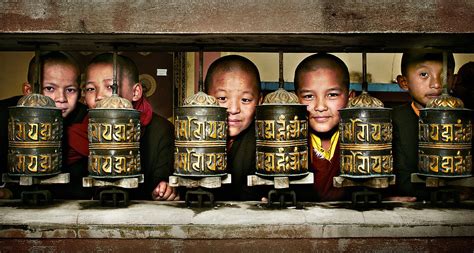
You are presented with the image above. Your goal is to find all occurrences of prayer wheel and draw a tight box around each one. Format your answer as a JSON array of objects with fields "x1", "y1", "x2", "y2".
[
  {"x1": 88, "y1": 95, "x2": 141, "y2": 178},
  {"x1": 7, "y1": 94, "x2": 63, "y2": 176},
  {"x1": 418, "y1": 94, "x2": 472, "y2": 176},
  {"x1": 174, "y1": 92, "x2": 228, "y2": 177},
  {"x1": 339, "y1": 91, "x2": 393, "y2": 177},
  {"x1": 255, "y1": 88, "x2": 309, "y2": 176}
]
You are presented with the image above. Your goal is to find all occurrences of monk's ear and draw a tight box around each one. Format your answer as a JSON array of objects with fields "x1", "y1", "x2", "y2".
[
  {"x1": 258, "y1": 92, "x2": 263, "y2": 105},
  {"x1": 348, "y1": 89, "x2": 356, "y2": 99},
  {"x1": 397, "y1": 75, "x2": 409, "y2": 91},
  {"x1": 131, "y1": 82, "x2": 143, "y2": 102},
  {"x1": 22, "y1": 82, "x2": 33, "y2": 95}
]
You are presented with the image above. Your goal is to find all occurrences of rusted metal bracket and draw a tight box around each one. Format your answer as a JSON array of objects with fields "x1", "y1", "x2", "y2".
[{"x1": 184, "y1": 188, "x2": 215, "y2": 208}]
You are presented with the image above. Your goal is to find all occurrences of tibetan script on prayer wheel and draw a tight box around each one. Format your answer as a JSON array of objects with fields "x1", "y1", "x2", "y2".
[
  {"x1": 418, "y1": 108, "x2": 472, "y2": 176},
  {"x1": 339, "y1": 92, "x2": 393, "y2": 177},
  {"x1": 174, "y1": 106, "x2": 228, "y2": 176},
  {"x1": 255, "y1": 104, "x2": 309, "y2": 176},
  {"x1": 174, "y1": 92, "x2": 228, "y2": 177},
  {"x1": 8, "y1": 106, "x2": 62, "y2": 176},
  {"x1": 88, "y1": 108, "x2": 141, "y2": 178}
]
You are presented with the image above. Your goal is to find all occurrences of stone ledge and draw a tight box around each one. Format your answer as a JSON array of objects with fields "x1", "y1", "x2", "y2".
[{"x1": 0, "y1": 200, "x2": 472, "y2": 239}]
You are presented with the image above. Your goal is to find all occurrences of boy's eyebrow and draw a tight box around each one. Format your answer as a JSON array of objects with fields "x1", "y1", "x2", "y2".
[
  {"x1": 242, "y1": 90, "x2": 258, "y2": 95},
  {"x1": 297, "y1": 88, "x2": 314, "y2": 93},
  {"x1": 86, "y1": 78, "x2": 113, "y2": 84},
  {"x1": 414, "y1": 63, "x2": 430, "y2": 69},
  {"x1": 327, "y1": 87, "x2": 344, "y2": 92},
  {"x1": 211, "y1": 87, "x2": 228, "y2": 92}
]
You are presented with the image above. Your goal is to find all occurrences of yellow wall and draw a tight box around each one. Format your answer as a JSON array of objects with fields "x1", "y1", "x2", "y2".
[
  {"x1": 1, "y1": 52, "x2": 473, "y2": 101},
  {"x1": 222, "y1": 52, "x2": 474, "y2": 84},
  {"x1": 185, "y1": 52, "x2": 195, "y2": 98},
  {"x1": 0, "y1": 52, "x2": 33, "y2": 100}
]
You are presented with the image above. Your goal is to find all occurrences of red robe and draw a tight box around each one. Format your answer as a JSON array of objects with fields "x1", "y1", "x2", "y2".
[{"x1": 310, "y1": 141, "x2": 346, "y2": 201}]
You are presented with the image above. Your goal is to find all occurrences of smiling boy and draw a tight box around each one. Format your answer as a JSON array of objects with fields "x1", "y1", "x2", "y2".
[
  {"x1": 205, "y1": 55, "x2": 263, "y2": 200},
  {"x1": 294, "y1": 53, "x2": 353, "y2": 201}
]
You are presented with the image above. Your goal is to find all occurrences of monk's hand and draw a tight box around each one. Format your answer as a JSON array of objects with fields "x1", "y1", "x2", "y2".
[{"x1": 152, "y1": 181, "x2": 179, "y2": 201}]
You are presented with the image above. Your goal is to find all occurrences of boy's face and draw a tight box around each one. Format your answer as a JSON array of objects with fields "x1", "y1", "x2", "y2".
[
  {"x1": 84, "y1": 63, "x2": 135, "y2": 109},
  {"x1": 42, "y1": 62, "x2": 80, "y2": 118},
  {"x1": 402, "y1": 61, "x2": 445, "y2": 109},
  {"x1": 208, "y1": 69, "x2": 261, "y2": 138},
  {"x1": 296, "y1": 68, "x2": 349, "y2": 135}
]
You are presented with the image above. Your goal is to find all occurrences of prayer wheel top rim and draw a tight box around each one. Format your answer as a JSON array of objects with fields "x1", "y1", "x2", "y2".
[
  {"x1": 16, "y1": 93, "x2": 56, "y2": 108},
  {"x1": 88, "y1": 108, "x2": 140, "y2": 112},
  {"x1": 426, "y1": 93, "x2": 465, "y2": 109},
  {"x1": 346, "y1": 91, "x2": 385, "y2": 108},
  {"x1": 419, "y1": 107, "x2": 472, "y2": 112},
  {"x1": 179, "y1": 104, "x2": 223, "y2": 108},
  {"x1": 9, "y1": 105, "x2": 61, "y2": 111},
  {"x1": 339, "y1": 107, "x2": 392, "y2": 111},
  {"x1": 257, "y1": 103, "x2": 307, "y2": 107},
  {"x1": 263, "y1": 88, "x2": 299, "y2": 104}
]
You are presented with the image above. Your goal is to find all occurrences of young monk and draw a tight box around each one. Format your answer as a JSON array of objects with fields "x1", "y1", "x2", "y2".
[
  {"x1": 451, "y1": 61, "x2": 474, "y2": 110},
  {"x1": 294, "y1": 53, "x2": 354, "y2": 201},
  {"x1": 205, "y1": 55, "x2": 264, "y2": 200},
  {"x1": 84, "y1": 53, "x2": 178, "y2": 201},
  {"x1": 392, "y1": 52, "x2": 455, "y2": 201},
  {"x1": 0, "y1": 51, "x2": 89, "y2": 199}
]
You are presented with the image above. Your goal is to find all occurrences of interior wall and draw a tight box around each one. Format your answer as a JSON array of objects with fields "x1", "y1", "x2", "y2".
[
  {"x1": 2, "y1": 52, "x2": 473, "y2": 101},
  {"x1": 221, "y1": 52, "x2": 474, "y2": 84},
  {"x1": 0, "y1": 52, "x2": 33, "y2": 100}
]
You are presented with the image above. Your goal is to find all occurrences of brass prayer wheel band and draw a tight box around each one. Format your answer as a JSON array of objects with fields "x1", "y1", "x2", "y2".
[
  {"x1": 9, "y1": 141, "x2": 61, "y2": 148},
  {"x1": 256, "y1": 140, "x2": 307, "y2": 147},
  {"x1": 175, "y1": 140, "x2": 226, "y2": 148},
  {"x1": 340, "y1": 144, "x2": 392, "y2": 150},
  {"x1": 89, "y1": 143, "x2": 140, "y2": 150},
  {"x1": 419, "y1": 143, "x2": 471, "y2": 149}
]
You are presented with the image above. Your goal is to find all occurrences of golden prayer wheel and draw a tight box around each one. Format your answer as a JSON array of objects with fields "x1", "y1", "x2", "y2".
[
  {"x1": 339, "y1": 91, "x2": 393, "y2": 177},
  {"x1": 255, "y1": 88, "x2": 309, "y2": 176},
  {"x1": 174, "y1": 92, "x2": 228, "y2": 177},
  {"x1": 88, "y1": 95, "x2": 141, "y2": 178},
  {"x1": 7, "y1": 94, "x2": 63, "y2": 176},
  {"x1": 418, "y1": 94, "x2": 472, "y2": 176}
]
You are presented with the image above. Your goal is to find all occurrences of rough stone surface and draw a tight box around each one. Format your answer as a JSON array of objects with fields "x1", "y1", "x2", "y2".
[
  {"x1": 0, "y1": 200, "x2": 473, "y2": 239},
  {"x1": 0, "y1": 1, "x2": 473, "y2": 52},
  {"x1": 1, "y1": 1, "x2": 473, "y2": 33}
]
